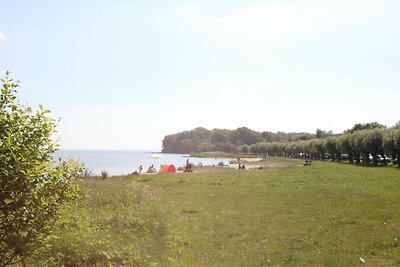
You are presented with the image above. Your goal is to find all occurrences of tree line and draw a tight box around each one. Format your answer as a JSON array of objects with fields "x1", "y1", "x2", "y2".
[
  {"x1": 161, "y1": 127, "x2": 316, "y2": 154},
  {"x1": 162, "y1": 122, "x2": 400, "y2": 166},
  {"x1": 249, "y1": 126, "x2": 400, "y2": 166}
]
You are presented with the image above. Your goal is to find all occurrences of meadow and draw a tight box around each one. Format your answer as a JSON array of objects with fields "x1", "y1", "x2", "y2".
[{"x1": 31, "y1": 158, "x2": 400, "y2": 266}]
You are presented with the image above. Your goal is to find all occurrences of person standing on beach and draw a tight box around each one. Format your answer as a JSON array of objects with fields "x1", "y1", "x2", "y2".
[
  {"x1": 138, "y1": 165, "x2": 143, "y2": 174},
  {"x1": 185, "y1": 159, "x2": 192, "y2": 172}
]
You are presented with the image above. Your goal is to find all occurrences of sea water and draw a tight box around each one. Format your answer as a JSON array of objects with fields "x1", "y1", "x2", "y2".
[{"x1": 54, "y1": 150, "x2": 231, "y2": 176}]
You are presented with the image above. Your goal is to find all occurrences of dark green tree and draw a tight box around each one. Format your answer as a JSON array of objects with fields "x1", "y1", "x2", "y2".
[
  {"x1": 316, "y1": 129, "x2": 333, "y2": 139},
  {"x1": 240, "y1": 144, "x2": 250, "y2": 154},
  {"x1": 345, "y1": 122, "x2": 386, "y2": 134},
  {"x1": 324, "y1": 137, "x2": 339, "y2": 161},
  {"x1": 362, "y1": 129, "x2": 384, "y2": 165},
  {"x1": 337, "y1": 134, "x2": 354, "y2": 163},
  {"x1": 210, "y1": 129, "x2": 230, "y2": 144},
  {"x1": 161, "y1": 134, "x2": 177, "y2": 153},
  {"x1": 393, "y1": 129, "x2": 400, "y2": 167},
  {"x1": 349, "y1": 131, "x2": 364, "y2": 164},
  {"x1": 230, "y1": 127, "x2": 263, "y2": 146}
]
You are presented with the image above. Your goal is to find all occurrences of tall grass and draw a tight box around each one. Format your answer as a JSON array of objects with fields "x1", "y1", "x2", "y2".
[
  {"x1": 30, "y1": 159, "x2": 400, "y2": 266},
  {"x1": 30, "y1": 177, "x2": 167, "y2": 266}
]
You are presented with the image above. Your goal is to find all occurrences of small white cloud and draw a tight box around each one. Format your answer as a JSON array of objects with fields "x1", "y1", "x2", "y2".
[{"x1": 0, "y1": 32, "x2": 7, "y2": 42}]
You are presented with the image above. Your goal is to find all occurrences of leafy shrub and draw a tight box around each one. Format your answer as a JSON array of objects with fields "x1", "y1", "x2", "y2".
[{"x1": 0, "y1": 72, "x2": 81, "y2": 266}]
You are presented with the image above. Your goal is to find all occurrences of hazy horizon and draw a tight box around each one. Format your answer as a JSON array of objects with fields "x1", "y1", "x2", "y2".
[{"x1": 1, "y1": 0, "x2": 399, "y2": 151}]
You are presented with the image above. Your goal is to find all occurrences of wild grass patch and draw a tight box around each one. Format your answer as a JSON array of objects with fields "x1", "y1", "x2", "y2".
[{"x1": 30, "y1": 159, "x2": 400, "y2": 266}]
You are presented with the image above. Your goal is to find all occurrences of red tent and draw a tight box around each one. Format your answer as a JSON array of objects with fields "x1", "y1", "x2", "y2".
[{"x1": 159, "y1": 164, "x2": 176, "y2": 173}]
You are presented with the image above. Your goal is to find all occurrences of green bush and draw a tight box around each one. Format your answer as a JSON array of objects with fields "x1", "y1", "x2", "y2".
[{"x1": 0, "y1": 72, "x2": 81, "y2": 266}]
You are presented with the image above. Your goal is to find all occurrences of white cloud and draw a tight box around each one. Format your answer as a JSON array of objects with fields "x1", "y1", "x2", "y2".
[{"x1": 0, "y1": 32, "x2": 7, "y2": 42}]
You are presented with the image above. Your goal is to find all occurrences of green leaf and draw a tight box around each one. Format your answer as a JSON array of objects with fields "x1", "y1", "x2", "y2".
[{"x1": 4, "y1": 198, "x2": 13, "y2": 205}]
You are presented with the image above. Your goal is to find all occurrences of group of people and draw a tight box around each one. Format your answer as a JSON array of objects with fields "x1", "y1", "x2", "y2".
[
  {"x1": 238, "y1": 163, "x2": 246, "y2": 170},
  {"x1": 137, "y1": 159, "x2": 193, "y2": 174},
  {"x1": 137, "y1": 159, "x2": 247, "y2": 173}
]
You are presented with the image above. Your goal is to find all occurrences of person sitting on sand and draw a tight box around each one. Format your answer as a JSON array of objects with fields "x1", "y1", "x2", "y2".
[
  {"x1": 241, "y1": 164, "x2": 246, "y2": 170},
  {"x1": 185, "y1": 159, "x2": 192, "y2": 172},
  {"x1": 147, "y1": 164, "x2": 156, "y2": 173}
]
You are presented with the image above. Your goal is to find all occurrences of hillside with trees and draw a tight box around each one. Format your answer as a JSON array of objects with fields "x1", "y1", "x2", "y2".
[{"x1": 161, "y1": 127, "x2": 317, "y2": 154}]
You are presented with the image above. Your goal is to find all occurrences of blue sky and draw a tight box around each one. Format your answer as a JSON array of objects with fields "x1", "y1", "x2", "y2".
[{"x1": 1, "y1": 0, "x2": 399, "y2": 150}]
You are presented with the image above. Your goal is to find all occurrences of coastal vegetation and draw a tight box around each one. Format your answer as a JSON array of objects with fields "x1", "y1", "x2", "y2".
[
  {"x1": 0, "y1": 73, "x2": 81, "y2": 266},
  {"x1": 162, "y1": 127, "x2": 315, "y2": 154},
  {"x1": 29, "y1": 176, "x2": 167, "y2": 266},
  {"x1": 189, "y1": 151, "x2": 259, "y2": 159},
  {"x1": 26, "y1": 158, "x2": 400, "y2": 266},
  {"x1": 249, "y1": 125, "x2": 400, "y2": 167},
  {"x1": 2, "y1": 73, "x2": 399, "y2": 266},
  {"x1": 163, "y1": 122, "x2": 400, "y2": 167}
]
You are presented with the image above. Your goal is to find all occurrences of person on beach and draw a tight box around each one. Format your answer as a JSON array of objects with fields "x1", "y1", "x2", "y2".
[
  {"x1": 238, "y1": 163, "x2": 241, "y2": 169},
  {"x1": 138, "y1": 165, "x2": 143, "y2": 174},
  {"x1": 147, "y1": 164, "x2": 156, "y2": 173},
  {"x1": 185, "y1": 159, "x2": 192, "y2": 172}
]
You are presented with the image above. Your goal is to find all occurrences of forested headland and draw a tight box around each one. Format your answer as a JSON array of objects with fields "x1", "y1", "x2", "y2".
[{"x1": 162, "y1": 127, "x2": 317, "y2": 154}]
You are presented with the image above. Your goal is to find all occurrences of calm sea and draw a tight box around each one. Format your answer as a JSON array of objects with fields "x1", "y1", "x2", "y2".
[{"x1": 54, "y1": 150, "x2": 231, "y2": 176}]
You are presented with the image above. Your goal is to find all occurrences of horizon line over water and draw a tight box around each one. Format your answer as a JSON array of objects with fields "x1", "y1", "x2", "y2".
[
  {"x1": 55, "y1": 149, "x2": 230, "y2": 176},
  {"x1": 59, "y1": 148, "x2": 162, "y2": 153}
]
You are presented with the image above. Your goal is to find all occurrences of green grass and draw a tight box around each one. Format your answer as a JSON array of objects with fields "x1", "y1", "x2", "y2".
[
  {"x1": 30, "y1": 177, "x2": 168, "y2": 266},
  {"x1": 31, "y1": 158, "x2": 400, "y2": 266}
]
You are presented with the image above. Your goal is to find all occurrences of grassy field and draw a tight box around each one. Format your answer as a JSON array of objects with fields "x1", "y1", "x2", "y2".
[{"x1": 32, "y1": 157, "x2": 400, "y2": 266}]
